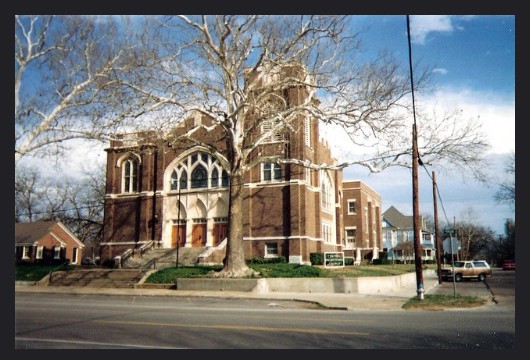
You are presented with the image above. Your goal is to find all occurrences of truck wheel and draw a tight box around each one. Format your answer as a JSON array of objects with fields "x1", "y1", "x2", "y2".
[
  {"x1": 478, "y1": 273, "x2": 486, "y2": 282},
  {"x1": 455, "y1": 273, "x2": 462, "y2": 282}
]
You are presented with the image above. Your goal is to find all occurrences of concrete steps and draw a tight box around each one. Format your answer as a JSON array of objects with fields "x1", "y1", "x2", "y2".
[
  {"x1": 122, "y1": 248, "x2": 174, "y2": 269},
  {"x1": 46, "y1": 247, "x2": 210, "y2": 289},
  {"x1": 122, "y1": 247, "x2": 206, "y2": 269},
  {"x1": 48, "y1": 269, "x2": 143, "y2": 288}
]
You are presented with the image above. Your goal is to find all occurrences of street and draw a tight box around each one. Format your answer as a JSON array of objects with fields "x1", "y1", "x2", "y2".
[{"x1": 15, "y1": 270, "x2": 515, "y2": 349}]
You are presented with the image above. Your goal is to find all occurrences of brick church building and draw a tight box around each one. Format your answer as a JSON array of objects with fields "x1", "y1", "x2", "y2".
[{"x1": 100, "y1": 64, "x2": 382, "y2": 265}]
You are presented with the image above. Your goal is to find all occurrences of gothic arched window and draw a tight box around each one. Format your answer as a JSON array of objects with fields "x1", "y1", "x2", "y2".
[
  {"x1": 221, "y1": 169, "x2": 229, "y2": 187},
  {"x1": 191, "y1": 165, "x2": 208, "y2": 189},
  {"x1": 168, "y1": 151, "x2": 229, "y2": 192},
  {"x1": 170, "y1": 170, "x2": 178, "y2": 190},
  {"x1": 180, "y1": 170, "x2": 188, "y2": 190},
  {"x1": 321, "y1": 170, "x2": 334, "y2": 211},
  {"x1": 211, "y1": 167, "x2": 219, "y2": 188}
]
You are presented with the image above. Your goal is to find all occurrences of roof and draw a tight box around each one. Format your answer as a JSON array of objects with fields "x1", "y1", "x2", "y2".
[
  {"x1": 15, "y1": 221, "x2": 55, "y2": 245},
  {"x1": 15, "y1": 220, "x2": 84, "y2": 247},
  {"x1": 382, "y1": 205, "x2": 429, "y2": 232},
  {"x1": 383, "y1": 206, "x2": 414, "y2": 229}
]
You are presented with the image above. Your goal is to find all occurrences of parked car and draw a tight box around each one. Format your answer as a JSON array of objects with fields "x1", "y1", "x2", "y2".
[
  {"x1": 440, "y1": 260, "x2": 492, "y2": 282},
  {"x1": 502, "y1": 259, "x2": 515, "y2": 270}
]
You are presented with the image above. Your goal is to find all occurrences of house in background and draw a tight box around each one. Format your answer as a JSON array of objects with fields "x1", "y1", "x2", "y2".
[
  {"x1": 381, "y1": 206, "x2": 435, "y2": 263},
  {"x1": 15, "y1": 220, "x2": 85, "y2": 265}
]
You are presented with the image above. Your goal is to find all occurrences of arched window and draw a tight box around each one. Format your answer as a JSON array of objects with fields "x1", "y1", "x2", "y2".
[
  {"x1": 191, "y1": 165, "x2": 208, "y2": 189},
  {"x1": 170, "y1": 170, "x2": 178, "y2": 190},
  {"x1": 221, "y1": 169, "x2": 229, "y2": 187},
  {"x1": 211, "y1": 167, "x2": 219, "y2": 188},
  {"x1": 179, "y1": 170, "x2": 188, "y2": 190},
  {"x1": 321, "y1": 170, "x2": 333, "y2": 211},
  {"x1": 123, "y1": 158, "x2": 138, "y2": 193},
  {"x1": 167, "y1": 151, "x2": 229, "y2": 191}
]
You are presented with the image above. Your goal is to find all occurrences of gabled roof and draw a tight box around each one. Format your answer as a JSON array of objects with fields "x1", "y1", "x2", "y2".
[
  {"x1": 382, "y1": 206, "x2": 415, "y2": 229},
  {"x1": 15, "y1": 220, "x2": 84, "y2": 247},
  {"x1": 382, "y1": 205, "x2": 428, "y2": 232}
]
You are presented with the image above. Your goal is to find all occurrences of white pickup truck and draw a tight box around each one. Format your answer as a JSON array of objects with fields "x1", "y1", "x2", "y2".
[{"x1": 440, "y1": 260, "x2": 492, "y2": 282}]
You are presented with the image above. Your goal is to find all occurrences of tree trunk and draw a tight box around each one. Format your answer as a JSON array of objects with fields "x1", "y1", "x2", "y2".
[{"x1": 212, "y1": 170, "x2": 259, "y2": 278}]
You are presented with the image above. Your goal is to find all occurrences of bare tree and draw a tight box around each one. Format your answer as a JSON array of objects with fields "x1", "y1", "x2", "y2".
[
  {"x1": 15, "y1": 166, "x2": 44, "y2": 222},
  {"x1": 454, "y1": 207, "x2": 494, "y2": 260},
  {"x1": 15, "y1": 15, "x2": 133, "y2": 164},
  {"x1": 100, "y1": 15, "x2": 490, "y2": 277},
  {"x1": 60, "y1": 167, "x2": 106, "y2": 255},
  {"x1": 494, "y1": 151, "x2": 515, "y2": 209},
  {"x1": 15, "y1": 164, "x2": 105, "y2": 249}
]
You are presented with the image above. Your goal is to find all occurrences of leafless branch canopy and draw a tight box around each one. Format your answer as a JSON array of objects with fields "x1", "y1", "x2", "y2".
[{"x1": 16, "y1": 15, "x2": 490, "y2": 180}]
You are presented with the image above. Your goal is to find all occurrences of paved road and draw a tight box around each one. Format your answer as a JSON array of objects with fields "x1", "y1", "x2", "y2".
[{"x1": 15, "y1": 291, "x2": 515, "y2": 349}]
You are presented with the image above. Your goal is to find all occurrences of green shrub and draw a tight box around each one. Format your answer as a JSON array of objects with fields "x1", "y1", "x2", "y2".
[
  {"x1": 246, "y1": 256, "x2": 287, "y2": 264},
  {"x1": 372, "y1": 258, "x2": 391, "y2": 265},
  {"x1": 310, "y1": 252, "x2": 324, "y2": 265}
]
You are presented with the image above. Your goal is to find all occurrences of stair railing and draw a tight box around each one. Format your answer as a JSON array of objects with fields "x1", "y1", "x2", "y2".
[
  {"x1": 139, "y1": 258, "x2": 157, "y2": 278},
  {"x1": 116, "y1": 241, "x2": 155, "y2": 268}
]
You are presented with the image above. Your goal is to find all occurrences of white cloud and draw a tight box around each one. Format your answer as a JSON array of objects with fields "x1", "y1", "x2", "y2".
[
  {"x1": 432, "y1": 68, "x2": 448, "y2": 75},
  {"x1": 17, "y1": 139, "x2": 107, "y2": 180},
  {"x1": 410, "y1": 15, "x2": 453, "y2": 44},
  {"x1": 409, "y1": 15, "x2": 476, "y2": 45},
  {"x1": 320, "y1": 85, "x2": 515, "y2": 165},
  {"x1": 421, "y1": 86, "x2": 515, "y2": 154}
]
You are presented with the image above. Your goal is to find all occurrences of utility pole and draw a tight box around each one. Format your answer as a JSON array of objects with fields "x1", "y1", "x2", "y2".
[
  {"x1": 412, "y1": 124, "x2": 424, "y2": 299},
  {"x1": 407, "y1": 15, "x2": 424, "y2": 300},
  {"x1": 432, "y1": 171, "x2": 443, "y2": 284},
  {"x1": 151, "y1": 147, "x2": 158, "y2": 244}
]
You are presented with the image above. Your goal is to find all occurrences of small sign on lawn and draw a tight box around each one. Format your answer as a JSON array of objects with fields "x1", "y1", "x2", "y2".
[{"x1": 324, "y1": 252, "x2": 345, "y2": 267}]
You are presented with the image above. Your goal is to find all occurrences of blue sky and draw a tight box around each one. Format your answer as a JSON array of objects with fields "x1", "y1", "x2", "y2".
[
  {"x1": 352, "y1": 15, "x2": 514, "y2": 95},
  {"x1": 333, "y1": 15, "x2": 515, "y2": 235}
]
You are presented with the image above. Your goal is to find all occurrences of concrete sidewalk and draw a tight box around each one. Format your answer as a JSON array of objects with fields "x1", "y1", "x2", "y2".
[{"x1": 16, "y1": 270, "x2": 454, "y2": 311}]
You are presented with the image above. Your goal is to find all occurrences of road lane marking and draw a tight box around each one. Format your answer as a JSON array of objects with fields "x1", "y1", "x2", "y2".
[{"x1": 93, "y1": 319, "x2": 370, "y2": 336}]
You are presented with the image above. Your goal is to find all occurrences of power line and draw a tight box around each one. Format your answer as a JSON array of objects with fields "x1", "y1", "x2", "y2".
[{"x1": 420, "y1": 164, "x2": 455, "y2": 234}]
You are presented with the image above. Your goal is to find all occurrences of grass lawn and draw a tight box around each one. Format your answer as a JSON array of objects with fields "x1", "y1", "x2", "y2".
[
  {"x1": 15, "y1": 263, "x2": 74, "y2": 282},
  {"x1": 15, "y1": 262, "x2": 433, "y2": 283},
  {"x1": 402, "y1": 294, "x2": 488, "y2": 310},
  {"x1": 145, "y1": 263, "x2": 430, "y2": 283}
]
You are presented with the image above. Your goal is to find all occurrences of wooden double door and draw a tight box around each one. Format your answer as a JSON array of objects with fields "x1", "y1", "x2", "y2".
[
  {"x1": 213, "y1": 223, "x2": 228, "y2": 246},
  {"x1": 172, "y1": 222, "x2": 228, "y2": 247},
  {"x1": 171, "y1": 225, "x2": 186, "y2": 247}
]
